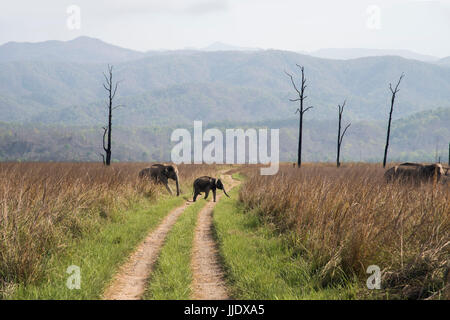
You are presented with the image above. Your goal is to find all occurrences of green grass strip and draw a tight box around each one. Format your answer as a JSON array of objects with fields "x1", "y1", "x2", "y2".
[
  {"x1": 144, "y1": 199, "x2": 207, "y2": 300},
  {"x1": 11, "y1": 195, "x2": 187, "y2": 300},
  {"x1": 213, "y1": 186, "x2": 359, "y2": 300},
  {"x1": 231, "y1": 173, "x2": 246, "y2": 181}
]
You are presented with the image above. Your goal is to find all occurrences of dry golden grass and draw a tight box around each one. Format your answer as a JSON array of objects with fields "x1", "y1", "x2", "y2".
[
  {"x1": 239, "y1": 163, "x2": 450, "y2": 299},
  {"x1": 0, "y1": 162, "x2": 219, "y2": 288}
]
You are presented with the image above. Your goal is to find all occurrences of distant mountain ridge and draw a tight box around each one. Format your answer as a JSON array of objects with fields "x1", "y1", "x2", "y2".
[
  {"x1": 1, "y1": 37, "x2": 446, "y2": 63},
  {"x1": 1, "y1": 36, "x2": 450, "y2": 127},
  {"x1": 310, "y1": 48, "x2": 439, "y2": 62},
  {"x1": 438, "y1": 56, "x2": 450, "y2": 66},
  {"x1": 0, "y1": 36, "x2": 146, "y2": 64},
  {"x1": 200, "y1": 42, "x2": 261, "y2": 52}
]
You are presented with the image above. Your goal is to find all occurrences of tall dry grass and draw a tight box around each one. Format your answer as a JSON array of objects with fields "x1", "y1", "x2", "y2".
[
  {"x1": 0, "y1": 162, "x2": 219, "y2": 290},
  {"x1": 239, "y1": 163, "x2": 450, "y2": 299}
]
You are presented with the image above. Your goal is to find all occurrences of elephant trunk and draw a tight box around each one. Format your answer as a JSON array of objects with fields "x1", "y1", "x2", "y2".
[
  {"x1": 223, "y1": 187, "x2": 230, "y2": 198},
  {"x1": 175, "y1": 175, "x2": 180, "y2": 196}
]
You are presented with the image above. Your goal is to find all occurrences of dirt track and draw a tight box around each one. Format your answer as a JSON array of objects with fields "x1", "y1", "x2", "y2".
[
  {"x1": 191, "y1": 174, "x2": 239, "y2": 300},
  {"x1": 103, "y1": 202, "x2": 191, "y2": 300},
  {"x1": 103, "y1": 173, "x2": 238, "y2": 300}
]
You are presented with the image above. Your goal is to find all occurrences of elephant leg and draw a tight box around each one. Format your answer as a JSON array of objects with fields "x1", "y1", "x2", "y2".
[
  {"x1": 201, "y1": 185, "x2": 210, "y2": 200},
  {"x1": 213, "y1": 189, "x2": 216, "y2": 202},
  {"x1": 163, "y1": 180, "x2": 173, "y2": 195},
  {"x1": 193, "y1": 191, "x2": 200, "y2": 202}
]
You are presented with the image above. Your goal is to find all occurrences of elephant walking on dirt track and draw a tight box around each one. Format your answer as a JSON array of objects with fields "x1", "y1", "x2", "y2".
[
  {"x1": 139, "y1": 163, "x2": 180, "y2": 196},
  {"x1": 193, "y1": 176, "x2": 230, "y2": 202}
]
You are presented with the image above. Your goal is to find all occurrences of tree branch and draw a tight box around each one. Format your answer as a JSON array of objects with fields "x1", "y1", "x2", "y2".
[
  {"x1": 389, "y1": 73, "x2": 405, "y2": 94},
  {"x1": 103, "y1": 73, "x2": 111, "y2": 87},
  {"x1": 339, "y1": 123, "x2": 351, "y2": 145},
  {"x1": 338, "y1": 100, "x2": 347, "y2": 115},
  {"x1": 285, "y1": 70, "x2": 300, "y2": 94},
  {"x1": 296, "y1": 64, "x2": 306, "y2": 87},
  {"x1": 302, "y1": 106, "x2": 314, "y2": 114},
  {"x1": 112, "y1": 80, "x2": 123, "y2": 100},
  {"x1": 102, "y1": 126, "x2": 108, "y2": 152}
]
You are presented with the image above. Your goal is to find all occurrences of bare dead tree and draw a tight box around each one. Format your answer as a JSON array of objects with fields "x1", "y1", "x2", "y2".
[
  {"x1": 383, "y1": 73, "x2": 404, "y2": 168},
  {"x1": 101, "y1": 65, "x2": 122, "y2": 166},
  {"x1": 285, "y1": 65, "x2": 313, "y2": 168},
  {"x1": 337, "y1": 100, "x2": 351, "y2": 167},
  {"x1": 435, "y1": 137, "x2": 439, "y2": 163}
]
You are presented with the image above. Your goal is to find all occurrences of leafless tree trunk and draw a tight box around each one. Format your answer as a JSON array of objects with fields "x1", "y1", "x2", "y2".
[
  {"x1": 383, "y1": 73, "x2": 404, "y2": 168},
  {"x1": 285, "y1": 65, "x2": 313, "y2": 168},
  {"x1": 435, "y1": 137, "x2": 439, "y2": 163},
  {"x1": 337, "y1": 100, "x2": 351, "y2": 167},
  {"x1": 102, "y1": 65, "x2": 121, "y2": 166}
]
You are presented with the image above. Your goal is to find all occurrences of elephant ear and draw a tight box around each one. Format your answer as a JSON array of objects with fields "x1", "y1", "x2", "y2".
[
  {"x1": 423, "y1": 165, "x2": 439, "y2": 177},
  {"x1": 216, "y1": 179, "x2": 224, "y2": 190},
  {"x1": 163, "y1": 167, "x2": 170, "y2": 176}
]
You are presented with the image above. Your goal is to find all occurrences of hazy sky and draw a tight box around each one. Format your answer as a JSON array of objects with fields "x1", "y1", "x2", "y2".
[{"x1": 1, "y1": 0, "x2": 450, "y2": 57}]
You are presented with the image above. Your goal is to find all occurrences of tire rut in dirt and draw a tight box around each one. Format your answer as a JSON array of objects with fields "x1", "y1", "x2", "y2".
[
  {"x1": 103, "y1": 202, "x2": 191, "y2": 300},
  {"x1": 191, "y1": 175, "x2": 239, "y2": 300}
]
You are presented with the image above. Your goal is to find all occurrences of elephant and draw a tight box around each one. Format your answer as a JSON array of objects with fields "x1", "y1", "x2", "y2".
[
  {"x1": 384, "y1": 162, "x2": 445, "y2": 183},
  {"x1": 441, "y1": 166, "x2": 450, "y2": 185},
  {"x1": 444, "y1": 167, "x2": 450, "y2": 176},
  {"x1": 193, "y1": 176, "x2": 230, "y2": 202},
  {"x1": 139, "y1": 163, "x2": 180, "y2": 196},
  {"x1": 442, "y1": 175, "x2": 450, "y2": 185}
]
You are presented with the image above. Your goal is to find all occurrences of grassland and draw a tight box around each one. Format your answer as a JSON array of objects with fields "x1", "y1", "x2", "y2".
[
  {"x1": 0, "y1": 162, "x2": 219, "y2": 299},
  {"x1": 236, "y1": 163, "x2": 449, "y2": 299},
  {"x1": 11, "y1": 195, "x2": 185, "y2": 299},
  {"x1": 0, "y1": 162, "x2": 448, "y2": 300},
  {"x1": 213, "y1": 186, "x2": 359, "y2": 299}
]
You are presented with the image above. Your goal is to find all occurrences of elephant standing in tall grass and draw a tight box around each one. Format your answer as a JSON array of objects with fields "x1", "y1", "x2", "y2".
[
  {"x1": 139, "y1": 163, "x2": 180, "y2": 196},
  {"x1": 384, "y1": 163, "x2": 447, "y2": 183}
]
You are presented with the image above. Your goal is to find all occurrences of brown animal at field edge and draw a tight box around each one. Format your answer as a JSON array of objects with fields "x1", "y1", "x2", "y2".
[
  {"x1": 139, "y1": 163, "x2": 180, "y2": 196},
  {"x1": 384, "y1": 163, "x2": 446, "y2": 183}
]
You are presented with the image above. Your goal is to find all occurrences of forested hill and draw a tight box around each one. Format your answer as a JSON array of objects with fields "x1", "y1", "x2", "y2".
[
  {"x1": 1, "y1": 37, "x2": 449, "y2": 162},
  {"x1": 1, "y1": 38, "x2": 450, "y2": 127}
]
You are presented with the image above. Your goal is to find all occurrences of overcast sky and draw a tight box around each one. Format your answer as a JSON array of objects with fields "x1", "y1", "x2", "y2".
[{"x1": 1, "y1": 0, "x2": 449, "y2": 57}]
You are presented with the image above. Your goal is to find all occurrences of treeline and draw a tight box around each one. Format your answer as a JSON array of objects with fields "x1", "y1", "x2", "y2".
[
  {"x1": 0, "y1": 124, "x2": 172, "y2": 162},
  {"x1": 0, "y1": 107, "x2": 448, "y2": 163}
]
